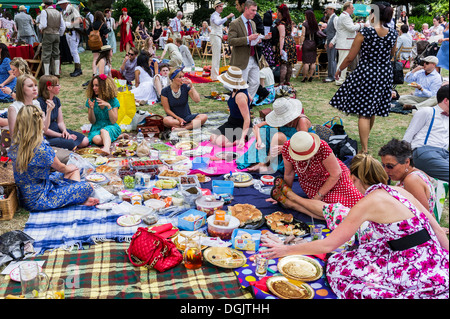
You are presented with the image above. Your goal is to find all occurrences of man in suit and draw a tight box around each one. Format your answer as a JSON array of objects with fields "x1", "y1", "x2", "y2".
[
  {"x1": 39, "y1": 1, "x2": 65, "y2": 77},
  {"x1": 332, "y1": 1, "x2": 364, "y2": 86},
  {"x1": 323, "y1": 3, "x2": 338, "y2": 83},
  {"x1": 14, "y1": 6, "x2": 36, "y2": 45},
  {"x1": 228, "y1": 0, "x2": 261, "y2": 99}
]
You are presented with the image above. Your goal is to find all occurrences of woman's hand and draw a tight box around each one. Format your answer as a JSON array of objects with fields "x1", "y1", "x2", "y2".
[
  {"x1": 260, "y1": 241, "x2": 291, "y2": 259},
  {"x1": 269, "y1": 144, "x2": 283, "y2": 158},
  {"x1": 87, "y1": 98, "x2": 95, "y2": 109},
  {"x1": 61, "y1": 130, "x2": 70, "y2": 139},
  {"x1": 64, "y1": 164, "x2": 79, "y2": 175},
  {"x1": 46, "y1": 99, "x2": 56, "y2": 112},
  {"x1": 1, "y1": 86, "x2": 12, "y2": 95},
  {"x1": 237, "y1": 138, "x2": 245, "y2": 149},
  {"x1": 334, "y1": 69, "x2": 341, "y2": 81},
  {"x1": 256, "y1": 141, "x2": 265, "y2": 150},
  {"x1": 96, "y1": 98, "x2": 110, "y2": 109},
  {"x1": 178, "y1": 117, "x2": 186, "y2": 127}
]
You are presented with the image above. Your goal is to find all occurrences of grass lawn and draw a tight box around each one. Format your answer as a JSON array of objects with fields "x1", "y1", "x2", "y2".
[{"x1": 0, "y1": 46, "x2": 448, "y2": 234}]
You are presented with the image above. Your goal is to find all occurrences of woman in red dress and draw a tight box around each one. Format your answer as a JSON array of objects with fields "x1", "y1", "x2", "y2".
[
  {"x1": 271, "y1": 131, "x2": 363, "y2": 211},
  {"x1": 118, "y1": 8, "x2": 134, "y2": 52}
]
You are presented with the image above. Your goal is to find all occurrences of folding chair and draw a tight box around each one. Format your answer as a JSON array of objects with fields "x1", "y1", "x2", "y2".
[
  {"x1": 26, "y1": 43, "x2": 43, "y2": 78},
  {"x1": 202, "y1": 41, "x2": 213, "y2": 66},
  {"x1": 189, "y1": 32, "x2": 203, "y2": 59},
  {"x1": 396, "y1": 46, "x2": 413, "y2": 74},
  {"x1": 133, "y1": 32, "x2": 145, "y2": 51}
]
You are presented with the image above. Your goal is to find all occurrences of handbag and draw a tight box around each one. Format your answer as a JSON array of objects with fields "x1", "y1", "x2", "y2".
[
  {"x1": 392, "y1": 60, "x2": 404, "y2": 85},
  {"x1": 127, "y1": 226, "x2": 183, "y2": 272},
  {"x1": 116, "y1": 86, "x2": 136, "y2": 126},
  {"x1": 143, "y1": 114, "x2": 165, "y2": 132}
]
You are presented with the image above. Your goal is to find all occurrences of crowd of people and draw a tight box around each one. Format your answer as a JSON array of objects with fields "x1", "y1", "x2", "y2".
[{"x1": 0, "y1": 0, "x2": 448, "y2": 300}]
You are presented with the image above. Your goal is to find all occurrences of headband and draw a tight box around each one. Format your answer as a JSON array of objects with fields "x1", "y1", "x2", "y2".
[{"x1": 170, "y1": 67, "x2": 183, "y2": 80}]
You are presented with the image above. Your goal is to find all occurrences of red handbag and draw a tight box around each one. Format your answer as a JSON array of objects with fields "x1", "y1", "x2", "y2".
[{"x1": 127, "y1": 227, "x2": 183, "y2": 272}]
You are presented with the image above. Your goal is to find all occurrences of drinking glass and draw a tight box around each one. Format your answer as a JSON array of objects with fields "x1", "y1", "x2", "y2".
[{"x1": 19, "y1": 261, "x2": 49, "y2": 299}]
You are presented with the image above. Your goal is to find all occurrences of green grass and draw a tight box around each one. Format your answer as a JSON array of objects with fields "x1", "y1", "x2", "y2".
[{"x1": 0, "y1": 47, "x2": 448, "y2": 233}]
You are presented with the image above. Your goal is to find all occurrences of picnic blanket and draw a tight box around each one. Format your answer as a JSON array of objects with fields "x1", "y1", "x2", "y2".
[
  {"x1": 22, "y1": 205, "x2": 176, "y2": 255},
  {"x1": 0, "y1": 242, "x2": 252, "y2": 299}
]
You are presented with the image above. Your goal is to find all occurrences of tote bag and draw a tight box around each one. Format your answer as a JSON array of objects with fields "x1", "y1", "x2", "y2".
[{"x1": 116, "y1": 87, "x2": 136, "y2": 126}]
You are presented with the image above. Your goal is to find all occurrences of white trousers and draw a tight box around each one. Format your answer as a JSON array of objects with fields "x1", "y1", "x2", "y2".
[
  {"x1": 210, "y1": 34, "x2": 222, "y2": 81},
  {"x1": 241, "y1": 56, "x2": 259, "y2": 99},
  {"x1": 335, "y1": 49, "x2": 349, "y2": 85},
  {"x1": 66, "y1": 31, "x2": 80, "y2": 64}
]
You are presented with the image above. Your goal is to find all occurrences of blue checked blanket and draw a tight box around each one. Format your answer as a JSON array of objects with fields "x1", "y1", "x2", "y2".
[{"x1": 24, "y1": 205, "x2": 176, "y2": 255}]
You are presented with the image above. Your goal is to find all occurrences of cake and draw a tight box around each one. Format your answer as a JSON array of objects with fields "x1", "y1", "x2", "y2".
[{"x1": 229, "y1": 204, "x2": 262, "y2": 227}]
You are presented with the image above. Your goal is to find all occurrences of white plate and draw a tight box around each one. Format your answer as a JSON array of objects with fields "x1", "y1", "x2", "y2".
[
  {"x1": 117, "y1": 215, "x2": 142, "y2": 227},
  {"x1": 144, "y1": 199, "x2": 167, "y2": 210},
  {"x1": 96, "y1": 202, "x2": 118, "y2": 210},
  {"x1": 9, "y1": 262, "x2": 43, "y2": 282},
  {"x1": 86, "y1": 173, "x2": 107, "y2": 183}
]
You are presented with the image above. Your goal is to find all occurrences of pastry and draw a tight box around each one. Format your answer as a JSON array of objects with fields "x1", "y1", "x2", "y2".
[
  {"x1": 229, "y1": 204, "x2": 262, "y2": 227},
  {"x1": 271, "y1": 280, "x2": 307, "y2": 299},
  {"x1": 282, "y1": 260, "x2": 317, "y2": 279},
  {"x1": 265, "y1": 212, "x2": 305, "y2": 236}
]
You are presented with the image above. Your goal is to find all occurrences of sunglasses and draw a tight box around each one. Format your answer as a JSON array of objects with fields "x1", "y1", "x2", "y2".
[
  {"x1": 127, "y1": 53, "x2": 135, "y2": 56},
  {"x1": 382, "y1": 162, "x2": 400, "y2": 170}
]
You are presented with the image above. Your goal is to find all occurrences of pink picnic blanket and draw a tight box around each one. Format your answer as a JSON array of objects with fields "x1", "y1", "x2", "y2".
[{"x1": 167, "y1": 137, "x2": 255, "y2": 176}]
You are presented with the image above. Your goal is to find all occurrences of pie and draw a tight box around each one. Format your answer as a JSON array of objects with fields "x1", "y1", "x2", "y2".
[
  {"x1": 229, "y1": 204, "x2": 262, "y2": 227},
  {"x1": 96, "y1": 165, "x2": 116, "y2": 173},
  {"x1": 282, "y1": 260, "x2": 317, "y2": 279},
  {"x1": 271, "y1": 280, "x2": 307, "y2": 299},
  {"x1": 265, "y1": 211, "x2": 305, "y2": 236}
]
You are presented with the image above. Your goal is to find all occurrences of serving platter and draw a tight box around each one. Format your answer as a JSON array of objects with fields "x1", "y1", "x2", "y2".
[
  {"x1": 277, "y1": 255, "x2": 323, "y2": 282},
  {"x1": 203, "y1": 247, "x2": 247, "y2": 269}
]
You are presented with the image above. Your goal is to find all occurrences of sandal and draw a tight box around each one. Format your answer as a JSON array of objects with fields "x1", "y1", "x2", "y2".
[
  {"x1": 270, "y1": 185, "x2": 287, "y2": 205},
  {"x1": 274, "y1": 177, "x2": 292, "y2": 196}
]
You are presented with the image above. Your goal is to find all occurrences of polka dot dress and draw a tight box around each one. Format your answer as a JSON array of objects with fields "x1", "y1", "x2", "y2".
[
  {"x1": 330, "y1": 27, "x2": 398, "y2": 117},
  {"x1": 282, "y1": 140, "x2": 363, "y2": 208}
]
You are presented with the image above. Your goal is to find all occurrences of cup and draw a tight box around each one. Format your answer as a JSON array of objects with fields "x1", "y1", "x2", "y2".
[
  {"x1": 19, "y1": 261, "x2": 49, "y2": 299},
  {"x1": 254, "y1": 254, "x2": 268, "y2": 277},
  {"x1": 183, "y1": 234, "x2": 203, "y2": 270},
  {"x1": 310, "y1": 224, "x2": 325, "y2": 241},
  {"x1": 47, "y1": 278, "x2": 65, "y2": 299}
]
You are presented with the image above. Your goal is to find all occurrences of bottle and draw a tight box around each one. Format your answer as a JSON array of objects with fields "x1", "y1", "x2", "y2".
[{"x1": 136, "y1": 128, "x2": 144, "y2": 144}]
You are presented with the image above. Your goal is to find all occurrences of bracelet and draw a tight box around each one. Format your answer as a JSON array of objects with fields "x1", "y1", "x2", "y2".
[
  {"x1": 317, "y1": 191, "x2": 325, "y2": 199},
  {"x1": 107, "y1": 107, "x2": 112, "y2": 111}
]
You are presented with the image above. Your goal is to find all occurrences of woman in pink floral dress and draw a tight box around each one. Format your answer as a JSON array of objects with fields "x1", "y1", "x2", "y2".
[{"x1": 262, "y1": 184, "x2": 449, "y2": 299}]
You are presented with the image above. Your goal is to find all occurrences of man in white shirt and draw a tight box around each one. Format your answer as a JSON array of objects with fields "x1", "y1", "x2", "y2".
[
  {"x1": 399, "y1": 56, "x2": 443, "y2": 110},
  {"x1": 169, "y1": 12, "x2": 183, "y2": 41},
  {"x1": 39, "y1": 0, "x2": 65, "y2": 77},
  {"x1": 323, "y1": 3, "x2": 338, "y2": 83},
  {"x1": 332, "y1": 1, "x2": 365, "y2": 86},
  {"x1": 396, "y1": 24, "x2": 413, "y2": 60},
  {"x1": 210, "y1": 1, "x2": 234, "y2": 81},
  {"x1": 175, "y1": 37, "x2": 195, "y2": 69},
  {"x1": 403, "y1": 84, "x2": 449, "y2": 182}
]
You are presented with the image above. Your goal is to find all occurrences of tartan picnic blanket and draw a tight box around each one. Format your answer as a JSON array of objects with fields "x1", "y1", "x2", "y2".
[
  {"x1": 23, "y1": 205, "x2": 176, "y2": 255},
  {"x1": 0, "y1": 242, "x2": 252, "y2": 299}
]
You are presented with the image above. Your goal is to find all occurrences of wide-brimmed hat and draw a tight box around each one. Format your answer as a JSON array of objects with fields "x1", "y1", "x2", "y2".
[
  {"x1": 325, "y1": 3, "x2": 337, "y2": 10},
  {"x1": 422, "y1": 56, "x2": 439, "y2": 65},
  {"x1": 214, "y1": 1, "x2": 224, "y2": 7},
  {"x1": 265, "y1": 98, "x2": 303, "y2": 128},
  {"x1": 100, "y1": 45, "x2": 112, "y2": 52},
  {"x1": 56, "y1": 0, "x2": 70, "y2": 5},
  {"x1": 288, "y1": 131, "x2": 321, "y2": 161},
  {"x1": 217, "y1": 66, "x2": 248, "y2": 90}
]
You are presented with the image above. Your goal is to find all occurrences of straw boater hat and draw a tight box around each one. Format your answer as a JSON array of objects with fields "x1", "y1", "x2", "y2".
[
  {"x1": 100, "y1": 45, "x2": 112, "y2": 52},
  {"x1": 19, "y1": 5, "x2": 27, "y2": 11},
  {"x1": 217, "y1": 66, "x2": 248, "y2": 90},
  {"x1": 288, "y1": 131, "x2": 321, "y2": 161},
  {"x1": 214, "y1": 1, "x2": 224, "y2": 7},
  {"x1": 265, "y1": 98, "x2": 303, "y2": 128},
  {"x1": 56, "y1": 0, "x2": 70, "y2": 5}
]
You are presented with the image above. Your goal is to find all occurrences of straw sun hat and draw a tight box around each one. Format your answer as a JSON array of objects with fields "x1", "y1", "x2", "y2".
[
  {"x1": 265, "y1": 98, "x2": 303, "y2": 128},
  {"x1": 217, "y1": 66, "x2": 248, "y2": 90},
  {"x1": 288, "y1": 131, "x2": 321, "y2": 161}
]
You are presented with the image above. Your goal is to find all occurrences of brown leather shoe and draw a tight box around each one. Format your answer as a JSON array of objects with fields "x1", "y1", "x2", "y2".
[{"x1": 402, "y1": 104, "x2": 416, "y2": 110}]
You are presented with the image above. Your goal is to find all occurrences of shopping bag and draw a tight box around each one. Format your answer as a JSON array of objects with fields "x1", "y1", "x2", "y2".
[{"x1": 116, "y1": 87, "x2": 136, "y2": 126}]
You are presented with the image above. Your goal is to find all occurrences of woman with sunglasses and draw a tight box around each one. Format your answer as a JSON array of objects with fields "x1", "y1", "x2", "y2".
[
  {"x1": 37, "y1": 75, "x2": 89, "y2": 151},
  {"x1": 379, "y1": 138, "x2": 439, "y2": 222},
  {"x1": 8, "y1": 105, "x2": 99, "y2": 211},
  {"x1": 161, "y1": 67, "x2": 207, "y2": 131}
]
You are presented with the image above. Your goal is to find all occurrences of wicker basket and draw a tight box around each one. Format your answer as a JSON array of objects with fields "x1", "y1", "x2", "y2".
[{"x1": 0, "y1": 185, "x2": 19, "y2": 221}]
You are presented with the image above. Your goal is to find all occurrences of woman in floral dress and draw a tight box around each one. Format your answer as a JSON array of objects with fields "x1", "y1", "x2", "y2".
[
  {"x1": 8, "y1": 105, "x2": 98, "y2": 211},
  {"x1": 262, "y1": 183, "x2": 449, "y2": 299},
  {"x1": 274, "y1": 5, "x2": 297, "y2": 85}
]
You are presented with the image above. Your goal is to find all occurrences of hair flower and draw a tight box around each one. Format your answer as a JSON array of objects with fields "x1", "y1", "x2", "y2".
[
  {"x1": 46, "y1": 81, "x2": 53, "y2": 87},
  {"x1": 279, "y1": 4, "x2": 286, "y2": 9},
  {"x1": 99, "y1": 74, "x2": 108, "y2": 81}
]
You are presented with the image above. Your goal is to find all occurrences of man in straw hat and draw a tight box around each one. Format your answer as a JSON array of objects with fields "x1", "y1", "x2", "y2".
[
  {"x1": 210, "y1": 66, "x2": 252, "y2": 149},
  {"x1": 57, "y1": 0, "x2": 83, "y2": 77},
  {"x1": 228, "y1": 0, "x2": 261, "y2": 99},
  {"x1": 14, "y1": 5, "x2": 36, "y2": 45},
  {"x1": 210, "y1": 1, "x2": 234, "y2": 81},
  {"x1": 39, "y1": 1, "x2": 65, "y2": 77}
]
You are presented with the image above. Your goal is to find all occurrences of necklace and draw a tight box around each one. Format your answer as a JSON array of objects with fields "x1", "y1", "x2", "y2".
[
  {"x1": 171, "y1": 86, "x2": 181, "y2": 99},
  {"x1": 295, "y1": 159, "x2": 311, "y2": 174}
]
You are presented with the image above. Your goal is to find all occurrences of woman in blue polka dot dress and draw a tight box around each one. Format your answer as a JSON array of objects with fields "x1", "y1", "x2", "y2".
[{"x1": 329, "y1": 3, "x2": 397, "y2": 154}]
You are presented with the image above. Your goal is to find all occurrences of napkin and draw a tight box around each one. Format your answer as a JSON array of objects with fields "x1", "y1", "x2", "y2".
[
  {"x1": 150, "y1": 223, "x2": 178, "y2": 238},
  {"x1": 249, "y1": 276, "x2": 270, "y2": 293}
]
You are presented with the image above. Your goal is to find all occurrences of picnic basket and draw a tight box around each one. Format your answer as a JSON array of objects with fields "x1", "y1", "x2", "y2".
[{"x1": 0, "y1": 161, "x2": 19, "y2": 221}]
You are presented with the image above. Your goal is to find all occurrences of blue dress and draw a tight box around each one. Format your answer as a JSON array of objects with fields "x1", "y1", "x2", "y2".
[
  {"x1": 236, "y1": 125, "x2": 297, "y2": 172},
  {"x1": 85, "y1": 97, "x2": 122, "y2": 144},
  {"x1": 8, "y1": 140, "x2": 93, "y2": 211},
  {"x1": 437, "y1": 27, "x2": 449, "y2": 70},
  {"x1": 0, "y1": 58, "x2": 16, "y2": 103}
]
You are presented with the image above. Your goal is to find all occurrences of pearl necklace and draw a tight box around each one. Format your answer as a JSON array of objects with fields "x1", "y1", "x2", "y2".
[{"x1": 171, "y1": 85, "x2": 181, "y2": 99}]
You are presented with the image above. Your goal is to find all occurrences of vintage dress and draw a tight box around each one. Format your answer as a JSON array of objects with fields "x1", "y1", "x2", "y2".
[
  {"x1": 119, "y1": 15, "x2": 134, "y2": 52},
  {"x1": 0, "y1": 58, "x2": 16, "y2": 103},
  {"x1": 326, "y1": 184, "x2": 449, "y2": 299},
  {"x1": 131, "y1": 66, "x2": 158, "y2": 104},
  {"x1": 8, "y1": 140, "x2": 93, "y2": 211},
  {"x1": 85, "y1": 97, "x2": 121, "y2": 144},
  {"x1": 281, "y1": 139, "x2": 363, "y2": 208}
]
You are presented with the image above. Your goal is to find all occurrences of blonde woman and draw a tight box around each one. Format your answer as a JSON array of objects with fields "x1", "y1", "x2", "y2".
[
  {"x1": 7, "y1": 74, "x2": 50, "y2": 136},
  {"x1": 143, "y1": 36, "x2": 156, "y2": 57},
  {"x1": 85, "y1": 74, "x2": 121, "y2": 154},
  {"x1": 7, "y1": 104, "x2": 98, "y2": 211}
]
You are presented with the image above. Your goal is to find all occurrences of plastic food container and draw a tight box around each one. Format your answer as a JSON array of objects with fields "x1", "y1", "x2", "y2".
[
  {"x1": 261, "y1": 175, "x2": 275, "y2": 186},
  {"x1": 192, "y1": 157, "x2": 210, "y2": 170},
  {"x1": 212, "y1": 180, "x2": 234, "y2": 195},
  {"x1": 130, "y1": 159, "x2": 163, "y2": 170},
  {"x1": 178, "y1": 209, "x2": 207, "y2": 231},
  {"x1": 195, "y1": 195, "x2": 225, "y2": 217},
  {"x1": 207, "y1": 215, "x2": 240, "y2": 240}
]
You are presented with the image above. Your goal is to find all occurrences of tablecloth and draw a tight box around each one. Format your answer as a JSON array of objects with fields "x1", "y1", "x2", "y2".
[
  {"x1": 7, "y1": 45, "x2": 34, "y2": 60},
  {"x1": 0, "y1": 242, "x2": 252, "y2": 299}
]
